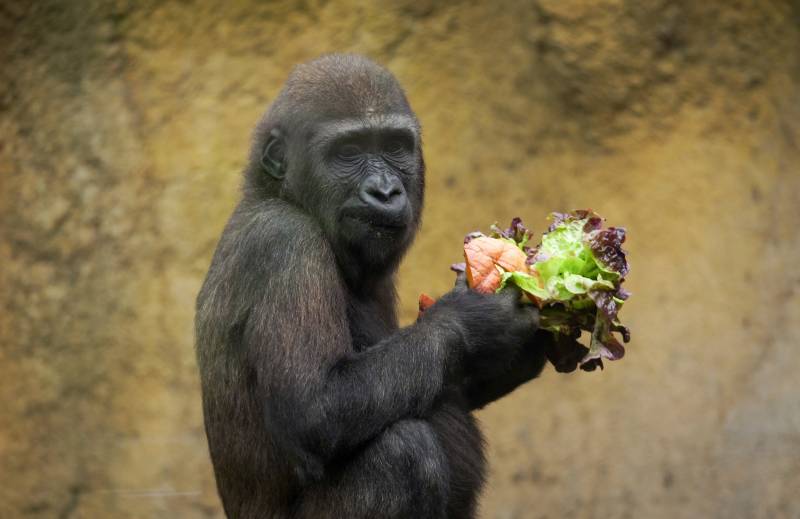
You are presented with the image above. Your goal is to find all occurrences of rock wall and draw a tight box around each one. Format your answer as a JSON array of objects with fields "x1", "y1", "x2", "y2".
[{"x1": 1, "y1": 1, "x2": 798, "y2": 517}]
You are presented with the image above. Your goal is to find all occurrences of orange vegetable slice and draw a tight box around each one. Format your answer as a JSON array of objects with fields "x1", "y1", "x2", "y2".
[
  {"x1": 463, "y1": 236, "x2": 529, "y2": 294},
  {"x1": 418, "y1": 293, "x2": 436, "y2": 312}
]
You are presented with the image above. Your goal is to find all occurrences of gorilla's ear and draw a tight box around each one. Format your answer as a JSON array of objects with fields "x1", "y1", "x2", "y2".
[{"x1": 261, "y1": 128, "x2": 287, "y2": 180}]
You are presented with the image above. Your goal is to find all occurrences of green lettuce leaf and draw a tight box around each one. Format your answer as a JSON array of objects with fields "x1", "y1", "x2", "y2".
[{"x1": 477, "y1": 211, "x2": 631, "y2": 371}]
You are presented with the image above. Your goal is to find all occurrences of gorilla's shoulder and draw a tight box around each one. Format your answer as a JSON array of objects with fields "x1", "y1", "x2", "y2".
[
  {"x1": 222, "y1": 199, "x2": 332, "y2": 266},
  {"x1": 239, "y1": 199, "x2": 317, "y2": 230}
]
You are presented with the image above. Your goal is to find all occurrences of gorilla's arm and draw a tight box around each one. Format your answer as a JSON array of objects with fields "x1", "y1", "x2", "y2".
[
  {"x1": 201, "y1": 203, "x2": 460, "y2": 480},
  {"x1": 462, "y1": 330, "x2": 590, "y2": 409},
  {"x1": 462, "y1": 331, "x2": 548, "y2": 410}
]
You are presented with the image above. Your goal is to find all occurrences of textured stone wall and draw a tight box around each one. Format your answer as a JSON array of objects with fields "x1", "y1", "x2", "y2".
[{"x1": 1, "y1": 1, "x2": 799, "y2": 517}]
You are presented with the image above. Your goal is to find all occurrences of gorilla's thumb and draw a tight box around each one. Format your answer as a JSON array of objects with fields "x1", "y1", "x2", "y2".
[{"x1": 453, "y1": 271, "x2": 469, "y2": 293}]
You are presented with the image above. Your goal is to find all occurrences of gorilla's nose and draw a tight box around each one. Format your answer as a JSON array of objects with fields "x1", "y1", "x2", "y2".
[{"x1": 359, "y1": 174, "x2": 406, "y2": 212}]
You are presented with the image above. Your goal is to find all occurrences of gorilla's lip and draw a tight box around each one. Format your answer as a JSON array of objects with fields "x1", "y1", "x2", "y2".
[
  {"x1": 348, "y1": 214, "x2": 407, "y2": 230},
  {"x1": 340, "y1": 208, "x2": 408, "y2": 231}
]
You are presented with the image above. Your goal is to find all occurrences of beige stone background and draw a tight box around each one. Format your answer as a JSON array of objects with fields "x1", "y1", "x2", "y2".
[{"x1": 2, "y1": 1, "x2": 799, "y2": 518}]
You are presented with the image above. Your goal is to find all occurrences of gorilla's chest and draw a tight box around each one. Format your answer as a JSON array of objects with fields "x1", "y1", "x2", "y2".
[{"x1": 346, "y1": 297, "x2": 398, "y2": 352}]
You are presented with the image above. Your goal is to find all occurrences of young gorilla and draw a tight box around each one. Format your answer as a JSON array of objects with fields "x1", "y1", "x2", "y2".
[{"x1": 196, "y1": 54, "x2": 562, "y2": 519}]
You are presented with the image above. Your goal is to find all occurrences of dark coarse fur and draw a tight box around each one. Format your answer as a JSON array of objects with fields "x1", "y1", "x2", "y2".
[{"x1": 195, "y1": 54, "x2": 554, "y2": 519}]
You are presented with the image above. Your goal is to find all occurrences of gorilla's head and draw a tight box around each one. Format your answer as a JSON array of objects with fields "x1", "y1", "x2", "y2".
[{"x1": 246, "y1": 54, "x2": 425, "y2": 277}]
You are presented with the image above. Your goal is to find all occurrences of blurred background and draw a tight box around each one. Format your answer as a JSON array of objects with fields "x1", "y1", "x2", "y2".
[{"x1": 2, "y1": 1, "x2": 799, "y2": 518}]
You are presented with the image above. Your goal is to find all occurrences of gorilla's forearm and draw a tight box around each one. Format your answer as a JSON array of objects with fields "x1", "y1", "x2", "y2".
[
  {"x1": 280, "y1": 318, "x2": 462, "y2": 467},
  {"x1": 462, "y1": 331, "x2": 548, "y2": 410}
]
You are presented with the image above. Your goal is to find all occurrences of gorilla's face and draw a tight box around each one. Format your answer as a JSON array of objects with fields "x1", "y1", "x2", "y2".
[{"x1": 278, "y1": 113, "x2": 425, "y2": 273}]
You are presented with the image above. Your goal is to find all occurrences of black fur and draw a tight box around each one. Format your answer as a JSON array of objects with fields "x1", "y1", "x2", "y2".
[{"x1": 195, "y1": 54, "x2": 551, "y2": 519}]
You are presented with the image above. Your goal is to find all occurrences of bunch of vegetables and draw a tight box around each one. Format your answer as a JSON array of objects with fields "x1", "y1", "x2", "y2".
[{"x1": 422, "y1": 210, "x2": 631, "y2": 372}]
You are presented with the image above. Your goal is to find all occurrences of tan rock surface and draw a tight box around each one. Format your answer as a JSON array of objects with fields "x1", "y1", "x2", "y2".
[{"x1": 1, "y1": 1, "x2": 798, "y2": 517}]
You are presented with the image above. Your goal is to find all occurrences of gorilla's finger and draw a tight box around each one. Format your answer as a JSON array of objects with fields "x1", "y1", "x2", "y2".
[
  {"x1": 498, "y1": 283, "x2": 522, "y2": 303},
  {"x1": 523, "y1": 305, "x2": 540, "y2": 329},
  {"x1": 453, "y1": 271, "x2": 469, "y2": 293}
]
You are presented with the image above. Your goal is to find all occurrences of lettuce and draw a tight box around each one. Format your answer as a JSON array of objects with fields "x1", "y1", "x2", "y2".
[{"x1": 478, "y1": 211, "x2": 631, "y2": 371}]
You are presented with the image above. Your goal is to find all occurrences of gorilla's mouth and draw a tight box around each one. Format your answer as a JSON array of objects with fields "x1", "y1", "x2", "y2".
[
  {"x1": 347, "y1": 214, "x2": 406, "y2": 232},
  {"x1": 341, "y1": 206, "x2": 409, "y2": 233}
]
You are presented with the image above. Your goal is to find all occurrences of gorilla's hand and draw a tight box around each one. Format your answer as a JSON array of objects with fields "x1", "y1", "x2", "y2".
[{"x1": 426, "y1": 272, "x2": 540, "y2": 385}]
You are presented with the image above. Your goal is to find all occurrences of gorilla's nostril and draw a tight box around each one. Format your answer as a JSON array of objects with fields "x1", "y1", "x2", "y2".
[{"x1": 368, "y1": 185, "x2": 400, "y2": 203}]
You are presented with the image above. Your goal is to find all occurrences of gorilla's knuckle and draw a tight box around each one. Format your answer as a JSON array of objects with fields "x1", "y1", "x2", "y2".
[
  {"x1": 389, "y1": 421, "x2": 448, "y2": 489},
  {"x1": 382, "y1": 420, "x2": 439, "y2": 455}
]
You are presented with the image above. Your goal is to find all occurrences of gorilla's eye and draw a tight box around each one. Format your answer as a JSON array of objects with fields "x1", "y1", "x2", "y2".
[
  {"x1": 337, "y1": 144, "x2": 362, "y2": 161},
  {"x1": 386, "y1": 140, "x2": 406, "y2": 154}
]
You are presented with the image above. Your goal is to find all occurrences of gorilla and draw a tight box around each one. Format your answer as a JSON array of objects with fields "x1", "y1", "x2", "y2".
[{"x1": 195, "y1": 54, "x2": 563, "y2": 518}]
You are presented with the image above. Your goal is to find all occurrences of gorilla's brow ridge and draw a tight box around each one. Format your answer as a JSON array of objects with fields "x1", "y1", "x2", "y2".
[{"x1": 311, "y1": 114, "x2": 419, "y2": 146}]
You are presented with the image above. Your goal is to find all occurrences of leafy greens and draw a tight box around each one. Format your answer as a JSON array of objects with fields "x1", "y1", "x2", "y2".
[{"x1": 461, "y1": 211, "x2": 631, "y2": 371}]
